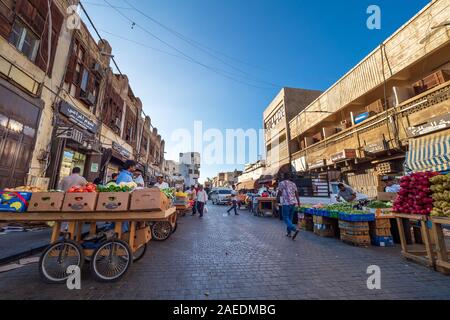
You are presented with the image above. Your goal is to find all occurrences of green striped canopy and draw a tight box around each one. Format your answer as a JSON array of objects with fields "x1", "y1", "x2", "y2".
[{"x1": 406, "y1": 131, "x2": 450, "y2": 173}]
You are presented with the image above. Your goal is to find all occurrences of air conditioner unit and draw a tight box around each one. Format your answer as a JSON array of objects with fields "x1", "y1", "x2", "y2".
[
  {"x1": 92, "y1": 62, "x2": 105, "y2": 77},
  {"x1": 114, "y1": 117, "x2": 122, "y2": 128},
  {"x1": 80, "y1": 91, "x2": 96, "y2": 106}
]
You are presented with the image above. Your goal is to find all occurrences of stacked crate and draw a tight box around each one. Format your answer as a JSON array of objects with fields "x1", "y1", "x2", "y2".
[
  {"x1": 347, "y1": 171, "x2": 383, "y2": 199},
  {"x1": 369, "y1": 219, "x2": 394, "y2": 247},
  {"x1": 314, "y1": 216, "x2": 338, "y2": 237},
  {"x1": 339, "y1": 221, "x2": 371, "y2": 247},
  {"x1": 300, "y1": 214, "x2": 314, "y2": 232}
]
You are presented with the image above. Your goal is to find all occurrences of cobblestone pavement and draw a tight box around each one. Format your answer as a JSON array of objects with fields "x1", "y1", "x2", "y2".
[{"x1": 1, "y1": 204, "x2": 449, "y2": 300}]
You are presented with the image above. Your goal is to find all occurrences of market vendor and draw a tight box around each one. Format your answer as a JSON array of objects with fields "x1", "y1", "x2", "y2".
[
  {"x1": 383, "y1": 176, "x2": 401, "y2": 193},
  {"x1": 336, "y1": 183, "x2": 357, "y2": 202},
  {"x1": 154, "y1": 175, "x2": 169, "y2": 189},
  {"x1": 116, "y1": 160, "x2": 137, "y2": 184},
  {"x1": 133, "y1": 169, "x2": 145, "y2": 188}
]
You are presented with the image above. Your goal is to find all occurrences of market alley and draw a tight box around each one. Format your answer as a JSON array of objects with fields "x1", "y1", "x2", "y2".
[{"x1": 1, "y1": 204, "x2": 450, "y2": 300}]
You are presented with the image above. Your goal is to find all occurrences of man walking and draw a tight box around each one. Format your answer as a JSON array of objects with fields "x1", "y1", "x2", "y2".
[
  {"x1": 196, "y1": 185, "x2": 208, "y2": 218},
  {"x1": 190, "y1": 186, "x2": 198, "y2": 216},
  {"x1": 277, "y1": 172, "x2": 300, "y2": 240},
  {"x1": 227, "y1": 185, "x2": 239, "y2": 216}
]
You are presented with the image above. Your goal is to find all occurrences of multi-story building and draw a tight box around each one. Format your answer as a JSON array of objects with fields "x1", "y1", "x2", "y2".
[
  {"x1": 288, "y1": 0, "x2": 450, "y2": 197},
  {"x1": 0, "y1": 0, "x2": 74, "y2": 189},
  {"x1": 263, "y1": 87, "x2": 322, "y2": 179},
  {"x1": 179, "y1": 152, "x2": 200, "y2": 187},
  {"x1": 211, "y1": 170, "x2": 243, "y2": 188},
  {"x1": 0, "y1": 0, "x2": 166, "y2": 189},
  {"x1": 237, "y1": 160, "x2": 266, "y2": 190}
]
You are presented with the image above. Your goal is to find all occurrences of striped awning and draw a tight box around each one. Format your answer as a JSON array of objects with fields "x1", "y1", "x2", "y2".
[{"x1": 406, "y1": 131, "x2": 450, "y2": 173}]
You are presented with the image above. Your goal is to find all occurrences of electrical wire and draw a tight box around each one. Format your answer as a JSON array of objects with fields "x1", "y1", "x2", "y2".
[
  {"x1": 101, "y1": 0, "x2": 278, "y2": 90},
  {"x1": 122, "y1": 0, "x2": 282, "y2": 86}
]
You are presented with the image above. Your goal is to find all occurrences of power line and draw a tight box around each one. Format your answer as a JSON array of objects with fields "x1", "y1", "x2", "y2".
[
  {"x1": 122, "y1": 0, "x2": 282, "y2": 86},
  {"x1": 79, "y1": 1, "x2": 122, "y2": 75},
  {"x1": 102, "y1": 0, "x2": 278, "y2": 90}
]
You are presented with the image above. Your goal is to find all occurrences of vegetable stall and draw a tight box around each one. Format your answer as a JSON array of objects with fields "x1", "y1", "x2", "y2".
[{"x1": 0, "y1": 184, "x2": 178, "y2": 283}]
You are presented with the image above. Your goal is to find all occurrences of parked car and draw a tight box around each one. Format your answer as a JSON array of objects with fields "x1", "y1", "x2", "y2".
[
  {"x1": 210, "y1": 188, "x2": 232, "y2": 205},
  {"x1": 300, "y1": 182, "x2": 368, "y2": 205}
]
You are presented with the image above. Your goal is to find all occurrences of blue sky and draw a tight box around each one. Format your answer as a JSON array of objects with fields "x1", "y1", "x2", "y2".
[{"x1": 80, "y1": 0, "x2": 429, "y2": 181}]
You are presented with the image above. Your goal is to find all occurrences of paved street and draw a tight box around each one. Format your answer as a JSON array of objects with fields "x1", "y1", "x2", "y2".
[{"x1": 1, "y1": 204, "x2": 450, "y2": 300}]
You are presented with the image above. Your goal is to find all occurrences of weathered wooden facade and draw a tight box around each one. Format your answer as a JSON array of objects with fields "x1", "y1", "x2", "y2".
[{"x1": 289, "y1": 0, "x2": 450, "y2": 197}]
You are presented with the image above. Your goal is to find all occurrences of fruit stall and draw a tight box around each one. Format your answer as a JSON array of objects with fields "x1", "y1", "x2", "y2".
[
  {"x1": 0, "y1": 183, "x2": 178, "y2": 283},
  {"x1": 392, "y1": 172, "x2": 450, "y2": 274},
  {"x1": 299, "y1": 200, "x2": 396, "y2": 247}
]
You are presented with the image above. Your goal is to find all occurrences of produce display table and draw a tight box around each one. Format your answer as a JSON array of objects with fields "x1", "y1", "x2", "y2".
[
  {"x1": 430, "y1": 217, "x2": 450, "y2": 275},
  {"x1": 395, "y1": 213, "x2": 435, "y2": 268},
  {"x1": 256, "y1": 197, "x2": 277, "y2": 217},
  {"x1": 0, "y1": 207, "x2": 177, "y2": 283}
]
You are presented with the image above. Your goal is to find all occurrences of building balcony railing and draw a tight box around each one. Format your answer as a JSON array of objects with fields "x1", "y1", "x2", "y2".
[
  {"x1": 0, "y1": 55, "x2": 42, "y2": 96},
  {"x1": 291, "y1": 81, "x2": 450, "y2": 164}
]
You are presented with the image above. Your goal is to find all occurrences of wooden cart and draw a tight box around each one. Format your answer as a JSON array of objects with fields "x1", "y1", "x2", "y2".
[
  {"x1": 256, "y1": 197, "x2": 277, "y2": 217},
  {"x1": 175, "y1": 204, "x2": 190, "y2": 217},
  {"x1": 430, "y1": 217, "x2": 450, "y2": 275},
  {"x1": 0, "y1": 207, "x2": 176, "y2": 283},
  {"x1": 395, "y1": 213, "x2": 435, "y2": 267}
]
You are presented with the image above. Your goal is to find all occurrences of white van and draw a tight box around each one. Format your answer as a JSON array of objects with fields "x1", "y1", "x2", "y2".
[{"x1": 209, "y1": 188, "x2": 233, "y2": 205}]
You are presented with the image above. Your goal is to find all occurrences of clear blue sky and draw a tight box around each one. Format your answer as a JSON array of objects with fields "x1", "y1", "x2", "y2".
[{"x1": 80, "y1": 0, "x2": 430, "y2": 181}]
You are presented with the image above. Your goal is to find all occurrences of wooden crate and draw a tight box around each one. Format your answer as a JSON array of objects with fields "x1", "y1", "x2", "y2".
[
  {"x1": 430, "y1": 217, "x2": 450, "y2": 275},
  {"x1": 369, "y1": 219, "x2": 392, "y2": 237},
  {"x1": 314, "y1": 216, "x2": 338, "y2": 238},
  {"x1": 395, "y1": 213, "x2": 436, "y2": 268},
  {"x1": 341, "y1": 233, "x2": 371, "y2": 247},
  {"x1": 413, "y1": 70, "x2": 450, "y2": 95},
  {"x1": 300, "y1": 214, "x2": 314, "y2": 232},
  {"x1": 366, "y1": 99, "x2": 384, "y2": 114}
]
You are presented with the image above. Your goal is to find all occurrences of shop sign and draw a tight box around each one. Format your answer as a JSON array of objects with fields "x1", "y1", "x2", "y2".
[
  {"x1": 56, "y1": 126, "x2": 84, "y2": 144},
  {"x1": 308, "y1": 159, "x2": 326, "y2": 170},
  {"x1": 292, "y1": 156, "x2": 307, "y2": 172},
  {"x1": 407, "y1": 114, "x2": 450, "y2": 137},
  {"x1": 59, "y1": 101, "x2": 98, "y2": 134},
  {"x1": 91, "y1": 163, "x2": 99, "y2": 173},
  {"x1": 364, "y1": 140, "x2": 387, "y2": 154},
  {"x1": 331, "y1": 149, "x2": 356, "y2": 163},
  {"x1": 112, "y1": 142, "x2": 132, "y2": 159}
]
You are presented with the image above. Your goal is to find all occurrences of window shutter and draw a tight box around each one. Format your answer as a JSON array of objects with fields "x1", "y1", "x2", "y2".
[{"x1": 0, "y1": 0, "x2": 14, "y2": 39}]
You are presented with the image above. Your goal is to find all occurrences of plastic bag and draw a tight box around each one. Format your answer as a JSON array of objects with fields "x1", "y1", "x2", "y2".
[{"x1": 204, "y1": 205, "x2": 209, "y2": 213}]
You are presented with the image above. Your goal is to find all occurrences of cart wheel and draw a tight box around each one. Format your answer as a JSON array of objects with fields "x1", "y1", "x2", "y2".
[
  {"x1": 151, "y1": 222, "x2": 172, "y2": 241},
  {"x1": 39, "y1": 240, "x2": 84, "y2": 284},
  {"x1": 133, "y1": 243, "x2": 148, "y2": 262},
  {"x1": 172, "y1": 222, "x2": 178, "y2": 234},
  {"x1": 90, "y1": 240, "x2": 132, "y2": 282}
]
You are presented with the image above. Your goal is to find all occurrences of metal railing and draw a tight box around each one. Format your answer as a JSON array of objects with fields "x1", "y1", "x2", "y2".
[{"x1": 0, "y1": 55, "x2": 42, "y2": 96}]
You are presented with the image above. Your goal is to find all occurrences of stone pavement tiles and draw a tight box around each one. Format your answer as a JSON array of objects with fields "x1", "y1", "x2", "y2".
[{"x1": 0, "y1": 204, "x2": 449, "y2": 300}]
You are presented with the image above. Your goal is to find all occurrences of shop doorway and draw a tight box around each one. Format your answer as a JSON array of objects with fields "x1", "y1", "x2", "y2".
[{"x1": 59, "y1": 148, "x2": 87, "y2": 183}]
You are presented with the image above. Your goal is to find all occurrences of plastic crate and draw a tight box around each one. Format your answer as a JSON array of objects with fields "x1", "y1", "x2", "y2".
[
  {"x1": 371, "y1": 236, "x2": 394, "y2": 247},
  {"x1": 0, "y1": 191, "x2": 32, "y2": 213},
  {"x1": 338, "y1": 212, "x2": 375, "y2": 222}
]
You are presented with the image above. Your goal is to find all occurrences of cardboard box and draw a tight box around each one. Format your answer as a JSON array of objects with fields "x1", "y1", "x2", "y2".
[
  {"x1": 130, "y1": 188, "x2": 171, "y2": 211},
  {"x1": 62, "y1": 193, "x2": 98, "y2": 212},
  {"x1": 96, "y1": 192, "x2": 130, "y2": 211},
  {"x1": 377, "y1": 192, "x2": 398, "y2": 202},
  {"x1": 28, "y1": 192, "x2": 65, "y2": 212}
]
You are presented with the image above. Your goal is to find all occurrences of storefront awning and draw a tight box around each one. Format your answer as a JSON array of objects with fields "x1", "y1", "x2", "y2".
[
  {"x1": 257, "y1": 163, "x2": 295, "y2": 184},
  {"x1": 237, "y1": 180, "x2": 256, "y2": 191},
  {"x1": 406, "y1": 130, "x2": 450, "y2": 173}
]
